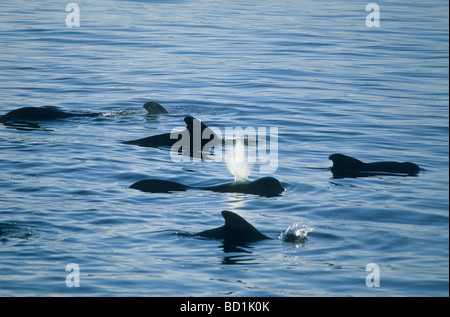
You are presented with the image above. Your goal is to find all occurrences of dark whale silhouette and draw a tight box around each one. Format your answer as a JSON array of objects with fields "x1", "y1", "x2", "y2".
[
  {"x1": 123, "y1": 116, "x2": 220, "y2": 158},
  {"x1": 329, "y1": 153, "x2": 421, "y2": 178},
  {"x1": 129, "y1": 176, "x2": 285, "y2": 197},
  {"x1": 182, "y1": 210, "x2": 309, "y2": 246},
  {"x1": 143, "y1": 101, "x2": 168, "y2": 114},
  {"x1": 1, "y1": 102, "x2": 167, "y2": 129},
  {"x1": 0, "y1": 107, "x2": 101, "y2": 123},
  {"x1": 193, "y1": 210, "x2": 270, "y2": 243}
]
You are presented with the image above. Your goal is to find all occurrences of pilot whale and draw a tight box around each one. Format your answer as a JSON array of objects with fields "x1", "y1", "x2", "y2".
[
  {"x1": 329, "y1": 153, "x2": 421, "y2": 178},
  {"x1": 123, "y1": 116, "x2": 220, "y2": 158},
  {"x1": 0, "y1": 107, "x2": 101, "y2": 123},
  {"x1": 129, "y1": 176, "x2": 285, "y2": 197},
  {"x1": 183, "y1": 210, "x2": 310, "y2": 245},
  {"x1": 193, "y1": 210, "x2": 270, "y2": 243},
  {"x1": 0, "y1": 102, "x2": 167, "y2": 125}
]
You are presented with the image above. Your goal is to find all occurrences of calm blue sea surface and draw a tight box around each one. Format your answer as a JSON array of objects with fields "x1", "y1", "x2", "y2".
[{"x1": 0, "y1": 0, "x2": 448, "y2": 296}]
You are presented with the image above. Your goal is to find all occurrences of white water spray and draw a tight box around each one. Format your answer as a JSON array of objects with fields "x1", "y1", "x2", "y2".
[{"x1": 225, "y1": 137, "x2": 254, "y2": 182}]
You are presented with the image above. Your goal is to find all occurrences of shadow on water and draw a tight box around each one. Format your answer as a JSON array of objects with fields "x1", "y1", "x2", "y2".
[{"x1": 0, "y1": 222, "x2": 39, "y2": 242}]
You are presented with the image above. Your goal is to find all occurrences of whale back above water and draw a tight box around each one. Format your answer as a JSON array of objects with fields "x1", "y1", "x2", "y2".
[
  {"x1": 194, "y1": 210, "x2": 270, "y2": 243},
  {"x1": 205, "y1": 177, "x2": 285, "y2": 197},
  {"x1": 329, "y1": 153, "x2": 421, "y2": 178},
  {"x1": 0, "y1": 107, "x2": 100, "y2": 123},
  {"x1": 123, "y1": 116, "x2": 220, "y2": 158},
  {"x1": 129, "y1": 179, "x2": 188, "y2": 192},
  {"x1": 129, "y1": 176, "x2": 285, "y2": 197},
  {"x1": 1, "y1": 102, "x2": 167, "y2": 125}
]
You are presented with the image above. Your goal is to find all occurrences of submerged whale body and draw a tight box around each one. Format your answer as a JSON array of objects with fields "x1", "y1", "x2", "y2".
[
  {"x1": 130, "y1": 176, "x2": 285, "y2": 197},
  {"x1": 329, "y1": 153, "x2": 421, "y2": 178},
  {"x1": 0, "y1": 107, "x2": 101, "y2": 123},
  {"x1": 194, "y1": 210, "x2": 270, "y2": 243},
  {"x1": 123, "y1": 116, "x2": 220, "y2": 158}
]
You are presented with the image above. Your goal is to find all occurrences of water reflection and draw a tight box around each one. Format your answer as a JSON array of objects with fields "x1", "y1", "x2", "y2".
[
  {"x1": 219, "y1": 240, "x2": 257, "y2": 265},
  {"x1": 3, "y1": 121, "x2": 53, "y2": 131}
]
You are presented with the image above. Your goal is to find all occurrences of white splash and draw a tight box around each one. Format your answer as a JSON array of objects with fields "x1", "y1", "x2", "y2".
[
  {"x1": 225, "y1": 137, "x2": 254, "y2": 182},
  {"x1": 279, "y1": 223, "x2": 314, "y2": 243},
  {"x1": 100, "y1": 110, "x2": 134, "y2": 117}
]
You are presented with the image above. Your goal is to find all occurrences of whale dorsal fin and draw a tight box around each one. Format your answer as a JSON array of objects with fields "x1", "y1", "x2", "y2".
[
  {"x1": 221, "y1": 211, "x2": 270, "y2": 242},
  {"x1": 194, "y1": 211, "x2": 270, "y2": 242},
  {"x1": 329, "y1": 153, "x2": 364, "y2": 168},
  {"x1": 183, "y1": 116, "x2": 219, "y2": 140},
  {"x1": 143, "y1": 102, "x2": 168, "y2": 114}
]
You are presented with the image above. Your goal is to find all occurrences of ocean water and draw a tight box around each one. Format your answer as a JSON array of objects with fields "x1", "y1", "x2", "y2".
[{"x1": 0, "y1": 0, "x2": 448, "y2": 297}]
